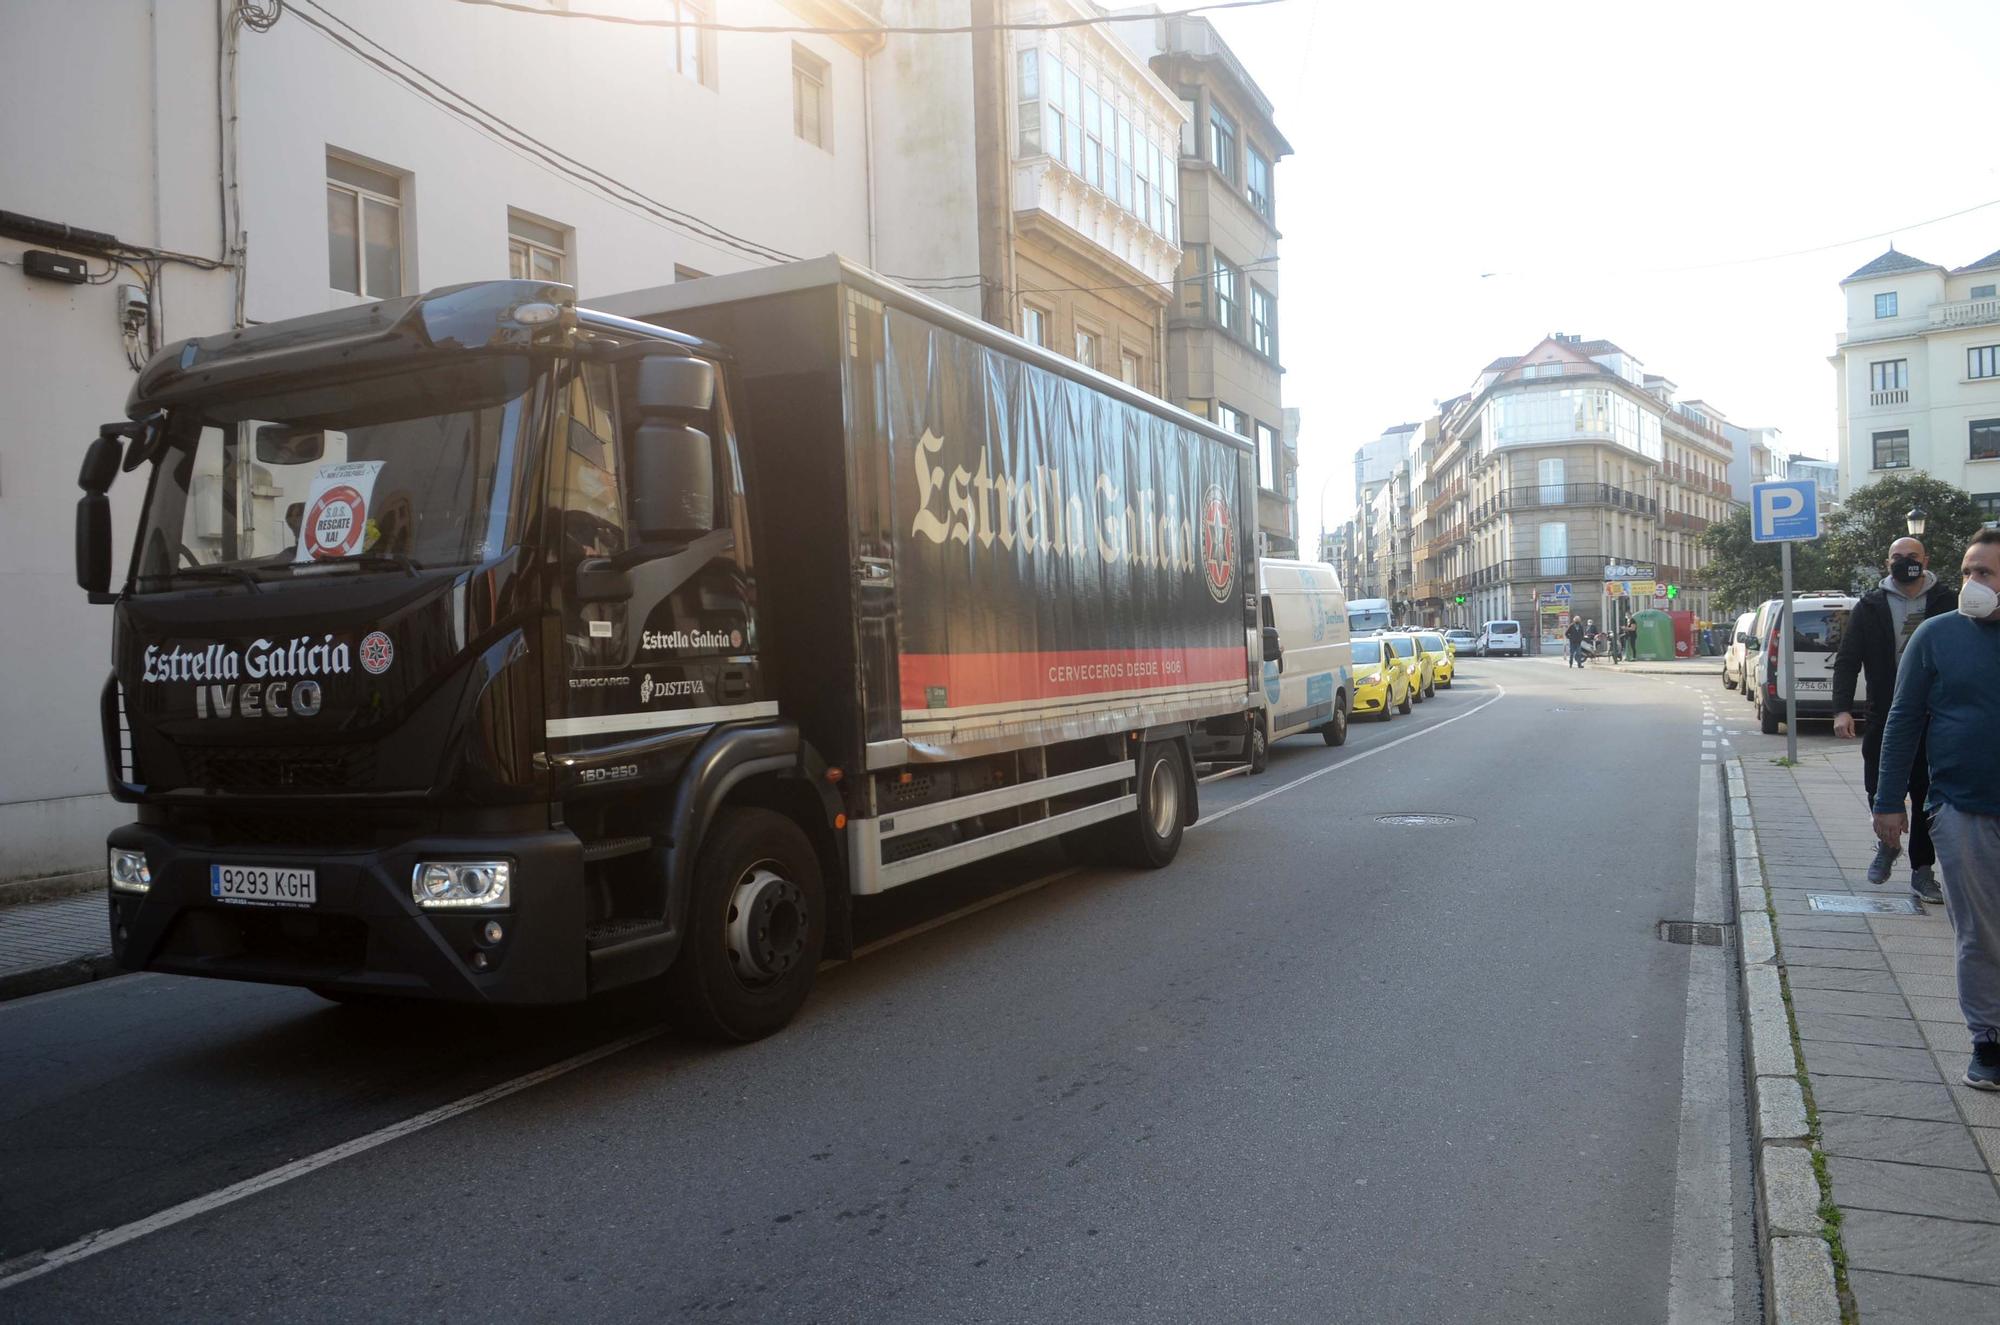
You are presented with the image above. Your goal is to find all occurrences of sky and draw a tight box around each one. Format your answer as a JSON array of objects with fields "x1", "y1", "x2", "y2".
[{"x1": 1191, "y1": 0, "x2": 2000, "y2": 552}]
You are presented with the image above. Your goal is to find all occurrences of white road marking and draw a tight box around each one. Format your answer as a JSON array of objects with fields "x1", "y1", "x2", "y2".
[{"x1": 3, "y1": 687, "x2": 1512, "y2": 1289}]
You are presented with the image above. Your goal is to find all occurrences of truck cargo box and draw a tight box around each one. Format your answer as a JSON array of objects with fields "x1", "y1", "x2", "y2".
[{"x1": 596, "y1": 256, "x2": 1257, "y2": 771}]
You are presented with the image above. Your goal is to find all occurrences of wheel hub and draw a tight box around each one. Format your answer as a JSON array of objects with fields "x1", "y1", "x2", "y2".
[{"x1": 725, "y1": 867, "x2": 807, "y2": 983}]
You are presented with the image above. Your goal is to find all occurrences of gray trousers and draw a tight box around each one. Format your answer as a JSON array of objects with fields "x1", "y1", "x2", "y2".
[{"x1": 1931, "y1": 802, "x2": 2000, "y2": 1045}]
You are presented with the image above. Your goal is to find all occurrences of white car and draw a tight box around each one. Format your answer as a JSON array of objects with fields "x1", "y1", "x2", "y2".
[
  {"x1": 1476, "y1": 619, "x2": 1526, "y2": 657},
  {"x1": 1720, "y1": 610, "x2": 1757, "y2": 691},
  {"x1": 1747, "y1": 593, "x2": 1864, "y2": 734}
]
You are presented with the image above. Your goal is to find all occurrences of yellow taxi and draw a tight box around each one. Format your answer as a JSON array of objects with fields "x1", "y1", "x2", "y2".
[
  {"x1": 1382, "y1": 632, "x2": 1435, "y2": 703},
  {"x1": 1350, "y1": 636, "x2": 1413, "y2": 720},
  {"x1": 1412, "y1": 629, "x2": 1454, "y2": 691}
]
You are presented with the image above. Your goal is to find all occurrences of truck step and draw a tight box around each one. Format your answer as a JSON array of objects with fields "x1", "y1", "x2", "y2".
[
  {"x1": 581, "y1": 835, "x2": 653, "y2": 863},
  {"x1": 585, "y1": 918, "x2": 668, "y2": 948}
]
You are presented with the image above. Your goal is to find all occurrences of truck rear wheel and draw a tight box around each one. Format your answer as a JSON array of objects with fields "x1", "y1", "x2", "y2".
[
  {"x1": 1248, "y1": 719, "x2": 1269, "y2": 775},
  {"x1": 665, "y1": 807, "x2": 824, "y2": 1043},
  {"x1": 1115, "y1": 743, "x2": 1187, "y2": 869},
  {"x1": 1322, "y1": 698, "x2": 1348, "y2": 746}
]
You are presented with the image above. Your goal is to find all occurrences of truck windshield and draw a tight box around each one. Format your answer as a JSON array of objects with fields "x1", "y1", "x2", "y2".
[
  {"x1": 1347, "y1": 607, "x2": 1390, "y2": 635},
  {"x1": 130, "y1": 357, "x2": 544, "y2": 592}
]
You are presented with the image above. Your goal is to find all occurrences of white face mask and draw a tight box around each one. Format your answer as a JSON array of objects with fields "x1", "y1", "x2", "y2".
[{"x1": 1960, "y1": 577, "x2": 2000, "y2": 619}]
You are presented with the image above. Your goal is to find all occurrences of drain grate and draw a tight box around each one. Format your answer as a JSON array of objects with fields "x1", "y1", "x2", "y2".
[
  {"x1": 1659, "y1": 921, "x2": 1732, "y2": 946},
  {"x1": 1373, "y1": 813, "x2": 1468, "y2": 827}
]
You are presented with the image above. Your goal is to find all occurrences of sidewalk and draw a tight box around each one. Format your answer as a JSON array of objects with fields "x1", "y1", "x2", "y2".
[
  {"x1": 0, "y1": 891, "x2": 116, "y2": 1001},
  {"x1": 1521, "y1": 651, "x2": 1722, "y2": 675},
  {"x1": 1735, "y1": 746, "x2": 2000, "y2": 1319}
]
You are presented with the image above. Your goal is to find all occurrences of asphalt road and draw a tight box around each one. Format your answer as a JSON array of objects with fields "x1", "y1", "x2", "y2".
[{"x1": 0, "y1": 659, "x2": 1759, "y2": 1322}]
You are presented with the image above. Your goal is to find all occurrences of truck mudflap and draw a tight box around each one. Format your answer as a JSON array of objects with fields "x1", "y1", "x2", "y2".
[{"x1": 105, "y1": 822, "x2": 588, "y2": 1004}]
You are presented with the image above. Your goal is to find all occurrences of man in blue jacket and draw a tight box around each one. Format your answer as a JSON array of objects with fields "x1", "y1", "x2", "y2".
[{"x1": 1872, "y1": 528, "x2": 2000, "y2": 1090}]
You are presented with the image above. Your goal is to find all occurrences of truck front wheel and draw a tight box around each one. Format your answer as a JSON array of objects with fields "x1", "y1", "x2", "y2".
[
  {"x1": 1323, "y1": 698, "x2": 1349, "y2": 746},
  {"x1": 1248, "y1": 719, "x2": 1270, "y2": 775},
  {"x1": 1116, "y1": 743, "x2": 1187, "y2": 869},
  {"x1": 666, "y1": 807, "x2": 825, "y2": 1043}
]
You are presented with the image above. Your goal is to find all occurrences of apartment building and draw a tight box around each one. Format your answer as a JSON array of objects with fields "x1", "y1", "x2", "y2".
[{"x1": 1833, "y1": 247, "x2": 2000, "y2": 521}]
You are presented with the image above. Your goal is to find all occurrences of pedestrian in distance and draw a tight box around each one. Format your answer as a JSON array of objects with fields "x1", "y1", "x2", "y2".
[
  {"x1": 1565, "y1": 616, "x2": 1586, "y2": 668},
  {"x1": 1619, "y1": 615, "x2": 1637, "y2": 664},
  {"x1": 1870, "y1": 528, "x2": 2000, "y2": 1090},
  {"x1": 1835, "y1": 534, "x2": 1958, "y2": 903}
]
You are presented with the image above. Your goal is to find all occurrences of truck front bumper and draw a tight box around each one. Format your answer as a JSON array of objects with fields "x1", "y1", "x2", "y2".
[{"x1": 105, "y1": 822, "x2": 589, "y2": 1004}]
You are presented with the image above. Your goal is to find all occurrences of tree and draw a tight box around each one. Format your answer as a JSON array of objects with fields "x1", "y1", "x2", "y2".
[
  {"x1": 1822, "y1": 473, "x2": 1985, "y2": 590},
  {"x1": 1697, "y1": 505, "x2": 1831, "y2": 617}
]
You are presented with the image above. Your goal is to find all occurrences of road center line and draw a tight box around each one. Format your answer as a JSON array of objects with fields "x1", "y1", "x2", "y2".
[{"x1": 1, "y1": 681, "x2": 1510, "y2": 1291}]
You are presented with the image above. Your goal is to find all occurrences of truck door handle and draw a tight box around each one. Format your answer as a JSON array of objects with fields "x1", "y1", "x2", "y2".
[{"x1": 720, "y1": 668, "x2": 751, "y2": 699}]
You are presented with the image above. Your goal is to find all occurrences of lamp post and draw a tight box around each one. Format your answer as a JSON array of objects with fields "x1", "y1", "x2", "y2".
[{"x1": 1906, "y1": 506, "x2": 1927, "y2": 537}]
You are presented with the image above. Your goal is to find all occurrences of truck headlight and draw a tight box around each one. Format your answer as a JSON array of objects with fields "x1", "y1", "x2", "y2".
[
  {"x1": 109, "y1": 848, "x2": 152, "y2": 893},
  {"x1": 412, "y1": 861, "x2": 512, "y2": 909}
]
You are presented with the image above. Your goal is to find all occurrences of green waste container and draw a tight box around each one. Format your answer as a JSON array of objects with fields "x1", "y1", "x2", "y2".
[{"x1": 1632, "y1": 609, "x2": 1676, "y2": 661}]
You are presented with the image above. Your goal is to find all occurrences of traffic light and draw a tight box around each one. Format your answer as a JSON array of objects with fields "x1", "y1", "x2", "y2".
[
  {"x1": 1666, "y1": 584, "x2": 1680, "y2": 600},
  {"x1": 1454, "y1": 594, "x2": 1467, "y2": 604}
]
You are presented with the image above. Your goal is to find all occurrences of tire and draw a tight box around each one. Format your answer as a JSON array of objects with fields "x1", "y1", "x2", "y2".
[
  {"x1": 665, "y1": 807, "x2": 825, "y2": 1043},
  {"x1": 1759, "y1": 697, "x2": 1781, "y2": 736},
  {"x1": 1247, "y1": 720, "x2": 1269, "y2": 775},
  {"x1": 1440, "y1": 675, "x2": 1452, "y2": 690},
  {"x1": 1724, "y1": 673, "x2": 1737, "y2": 691},
  {"x1": 1425, "y1": 678, "x2": 1437, "y2": 700},
  {"x1": 1114, "y1": 743, "x2": 1187, "y2": 869},
  {"x1": 1396, "y1": 686, "x2": 1413, "y2": 716},
  {"x1": 1322, "y1": 698, "x2": 1349, "y2": 746}
]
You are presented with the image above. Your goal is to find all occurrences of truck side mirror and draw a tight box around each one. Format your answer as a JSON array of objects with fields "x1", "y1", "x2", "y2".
[
  {"x1": 255, "y1": 425, "x2": 327, "y2": 466},
  {"x1": 76, "y1": 429, "x2": 124, "y2": 602},
  {"x1": 625, "y1": 354, "x2": 717, "y2": 541},
  {"x1": 1262, "y1": 626, "x2": 1282, "y2": 666}
]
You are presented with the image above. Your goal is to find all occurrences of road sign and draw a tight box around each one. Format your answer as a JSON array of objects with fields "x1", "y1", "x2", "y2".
[
  {"x1": 1653, "y1": 583, "x2": 1669, "y2": 600},
  {"x1": 1549, "y1": 582, "x2": 1572, "y2": 601},
  {"x1": 1751, "y1": 480, "x2": 1820, "y2": 543}
]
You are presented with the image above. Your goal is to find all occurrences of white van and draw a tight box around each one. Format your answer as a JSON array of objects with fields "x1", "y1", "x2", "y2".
[
  {"x1": 1721, "y1": 609, "x2": 1757, "y2": 690},
  {"x1": 1346, "y1": 597, "x2": 1391, "y2": 637},
  {"x1": 1478, "y1": 619, "x2": 1525, "y2": 657},
  {"x1": 1250, "y1": 559, "x2": 1353, "y2": 770},
  {"x1": 1748, "y1": 592, "x2": 1864, "y2": 734}
]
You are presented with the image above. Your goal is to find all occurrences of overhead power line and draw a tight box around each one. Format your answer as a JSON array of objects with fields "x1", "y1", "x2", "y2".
[{"x1": 446, "y1": 0, "x2": 1294, "y2": 37}]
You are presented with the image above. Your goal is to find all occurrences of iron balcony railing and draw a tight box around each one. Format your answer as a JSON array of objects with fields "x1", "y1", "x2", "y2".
[
  {"x1": 1466, "y1": 556, "x2": 1616, "y2": 589},
  {"x1": 1467, "y1": 482, "x2": 1657, "y2": 525}
]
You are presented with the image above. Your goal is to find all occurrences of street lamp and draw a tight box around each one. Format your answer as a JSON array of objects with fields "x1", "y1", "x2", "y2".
[{"x1": 1906, "y1": 506, "x2": 1927, "y2": 536}]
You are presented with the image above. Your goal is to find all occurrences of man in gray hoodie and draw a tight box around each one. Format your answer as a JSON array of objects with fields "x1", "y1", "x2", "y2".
[{"x1": 1833, "y1": 535, "x2": 1958, "y2": 902}]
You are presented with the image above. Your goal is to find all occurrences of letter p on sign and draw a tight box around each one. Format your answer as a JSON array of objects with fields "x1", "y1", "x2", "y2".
[{"x1": 1750, "y1": 479, "x2": 1820, "y2": 543}]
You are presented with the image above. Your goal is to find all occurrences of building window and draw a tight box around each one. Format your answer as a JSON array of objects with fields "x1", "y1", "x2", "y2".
[
  {"x1": 1015, "y1": 48, "x2": 1042, "y2": 156},
  {"x1": 1973, "y1": 284, "x2": 1998, "y2": 300},
  {"x1": 1120, "y1": 350, "x2": 1143, "y2": 388},
  {"x1": 1021, "y1": 304, "x2": 1048, "y2": 348},
  {"x1": 1256, "y1": 421, "x2": 1279, "y2": 491},
  {"x1": 1871, "y1": 430, "x2": 1910, "y2": 469},
  {"x1": 1869, "y1": 359, "x2": 1908, "y2": 392},
  {"x1": 1208, "y1": 104, "x2": 1236, "y2": 180},
  {"x1": 1970, "y1": 345, "x2": 2000, "y2": 380},
  {"x1": 1075, "y1": 327, "x2": 1099, "y2": 371},
  {"x1": 1212, "y1": 255, "x2": 1239, "y2": 331},
  {"x1": 1083, "y1": 86, "x2": 1104, "y2": 190},
  {"x1": 1246, "y1": 147, "x2": 1272, "y2": 220},
  {"x1": 1973, "y1": 419, "x2": 2000, "y2": 462},
  {"x1": 1973, "y1": 492, "x2": 2000, "y2": 522},
  {"x1": 1539, "y1": 522, "x2": 1567, "y2": 577},
  {"x1": 1874, "y1": 291, "x2": 1898, "y2": 319},
  {"x1": 1250, "y1": 284, "x2": 1276, "y2": 358},
  {"x1": 1216, "y1": 402, "x2": 1246, "y2": 437},
  {"x1": 1179, "y1": 96, "x2": 1197, "y2": 157},
  {"x1": 326, "y1": 154, "x2": 403, "y2": 298},
  {"x1": 507, "y1": 211, "x2": 567, "y2": 283},
  {"x1": 792, "y1": 46, "x2": 830, "y2": 149},
  {"x1": 668, "y1": 0, "x2": 713, "y2": 86}
]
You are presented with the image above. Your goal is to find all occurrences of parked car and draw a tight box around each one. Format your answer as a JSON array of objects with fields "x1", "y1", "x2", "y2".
[
  {"x1": 1383, "y1": 633, "x2": 1434, "y2": 701},
  {"x1": 1721, "y1": 610, "x2": 1757, "y2": 691},
  {"x1": 1443, "y1": 628, "x2": 1479, "y2": 657},
  {"x1": 1350, "y1": 637, "x2": 1412, "y2": 719},
  {"x1": 1477, "y1": 619, "x2": 1526, "y2": 657},
  {"x1": 1748, "y1": 593, "x2": 1864, "y2": 734},
  {"x1": 1412, "y1": 630, "x2": 1455, "y2": 690}
]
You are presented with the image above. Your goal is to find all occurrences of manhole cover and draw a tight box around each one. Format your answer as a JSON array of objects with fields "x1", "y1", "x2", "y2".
[
  {"x1": 1808, "y1": 894, "x2": 1923, "y2": 915},
  {"x1": 1373, "y1": 813, "x2": 1468, "y2": 827},
  {"x1": 1659, "y1": 921, "x2": 1732, "y2": 946}
]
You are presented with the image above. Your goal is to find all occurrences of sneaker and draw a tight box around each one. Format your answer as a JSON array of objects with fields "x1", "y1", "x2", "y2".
[
  {"x1": 1911, "y1": 866, "x2": 1944, "y2": 906},
  {"x1": 1967, "y1": 1043, "x2": 2000, "y2": 1091},
  {"x1": 1866, "y1": 842, "x2": 1900, "y2": 885}
]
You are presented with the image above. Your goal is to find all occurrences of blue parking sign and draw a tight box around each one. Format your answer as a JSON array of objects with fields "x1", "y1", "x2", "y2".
[{"x1": 1751, "y1": 480, "x2": 1820, "y2": 543}]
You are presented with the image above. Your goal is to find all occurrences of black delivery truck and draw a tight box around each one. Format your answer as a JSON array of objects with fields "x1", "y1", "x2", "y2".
[{"x1": 75, "y1": 257, "x2": 1259, "y2": 1039}]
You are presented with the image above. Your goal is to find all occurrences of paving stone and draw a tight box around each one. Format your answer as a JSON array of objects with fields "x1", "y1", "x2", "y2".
[
  {"x1": 1975, "y1": 1128, "x2": 2000, "y2": 1172},
  {"x1": 1839, "y1": 1208, "x2": 2000, "y2": 1285},
  {"x1": 1825, "y1": 1155, "x2": 2000, "y2": 1223},
  {"x1": 1790, "y1": 988, "x2": 1911, "y2": 1019},
  {"x1": 1761, "y1": 1144, "x2": 1823, "y2": 1235},
  {"x1": 1847, "y1": 1269, "x2": 2000, "y2": 1325},
  {"x1": 1940, "y1": 1075, "x2": 2000, "y2": 1131},
  {"x1": 1741, "y1": 912, "x2": 1776, "y2": 966},
  {"x1": 1774, "y1": 914, "x2": 1871, "y2": 932},
  {"x1": 1786, "y1": 966, "x2": 1901, "y2": 994},
  {"x1": 1891, "y1": 973, "x2": 1959, "y2": 1000},
  {"x1": 1809, "y1": 1075, "x2": 1960, "y2": 1123},
  {"x1": 1819, "y1": 1112, "x2": 1989, "y2": 1171},
  {"x1": 1780, "y1": 930, "x2": 1882, "y2": 952},
  {"x1": 1797, "y1": 1041, "x2": 1942, "y2": 1083},
  {"x1": 1768, "y1": 1236, "x2": 1840, "y2": 1325},
  {"x1": 1883, "y1": 952, "x2": 1959, "y2": 978},
  {"x1": 1792, "y1": 1011, "x2": 1927, "y2": 1049},
  {"x1": 1917, "y1": 1019, "x2": 1973, "y2": 1056},
  {"x1": 1758, "y1": 1075, "x2": 1809, "y2": 1140},
  {"x1": 1876, "y1": 934, "x2": 1959, "y2": 955},
  {"x1": 1784, "y1": 948, "x2": 1889, "y2": 972},
  {"x1": 1905, "y1": 994, "x2": 1964, "y2": 1025}
]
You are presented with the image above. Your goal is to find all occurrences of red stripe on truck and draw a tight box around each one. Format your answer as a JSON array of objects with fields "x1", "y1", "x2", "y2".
[{"x1": 900, "y1": 646, "x2": 1249, "y2": 712}]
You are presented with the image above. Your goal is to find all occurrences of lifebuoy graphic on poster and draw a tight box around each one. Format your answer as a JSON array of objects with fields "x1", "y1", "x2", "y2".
[{"x1": 294, "y1": 460, "x2": 386, "y2": 562}]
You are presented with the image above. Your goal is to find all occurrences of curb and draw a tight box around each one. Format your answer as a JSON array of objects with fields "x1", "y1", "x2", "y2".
[
  {"x1": 1724, "y1": 757, "x2": 1845, "y2": 1325},
  {"x1": 0, "y1": 951, "x2": 120, "y2": 1003},
  {"x1": 0, "y1": 870, "x2": 107, "y2": 908}
]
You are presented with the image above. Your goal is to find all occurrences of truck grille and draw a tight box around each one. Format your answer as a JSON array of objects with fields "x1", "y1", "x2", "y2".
[{"x1": 178, "y1": 742, "x2": 377, "y2": 792}]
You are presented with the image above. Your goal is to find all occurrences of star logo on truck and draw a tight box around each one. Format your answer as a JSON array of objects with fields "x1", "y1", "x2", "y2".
[{"x1": 1200, "y1": 485, "x2": 1236, "y2": 604}]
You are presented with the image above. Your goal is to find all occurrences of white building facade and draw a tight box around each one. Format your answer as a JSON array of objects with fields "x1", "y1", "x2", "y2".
[
  {"x1": 0, "y1": 0, "x2": 976, "y2": 889},
  {"x1": 1833, "y1": 246, "x2": 2000, "y2": 522}
]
